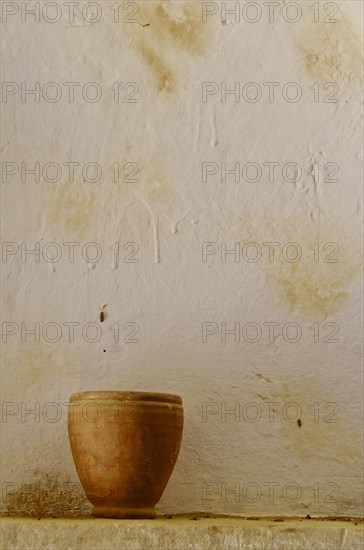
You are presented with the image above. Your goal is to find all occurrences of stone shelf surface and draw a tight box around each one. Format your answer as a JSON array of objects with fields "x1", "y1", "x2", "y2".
[{"x1": 1, "y1": 516, "x2": 363, "y2": 550}]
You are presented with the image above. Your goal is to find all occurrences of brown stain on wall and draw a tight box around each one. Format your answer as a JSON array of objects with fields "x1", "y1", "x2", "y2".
[
  {"x1": 123, "y1": 1, "x2": 212, "y2": 93},
  {"x1": 43, "y1": 181, "x2": 99, "y2": 236},
  {"x1": 3, "y1": 347, "x2": 76, "y2": 397},
  {"x1": 141, "y1": 160, "x2": 175, "y2": 212},
  {"x1": 296, "y1": 12, "x2": 363, "y2": 86},
  {"x1": 137, "y1": 41, "x2": 176, "y2": 93},
  {"x1": 235, "y1": 215, "x2": 361, "y2": 319},
  {"x1": 269, "y1": 261, "x2": 352, "y2": 318},
  {"x1": 39, "y1": 154, "x2": 175, "y2": 244},
  {"x1": 150, "y1": 2, "x2": 208, "y2": 54},
  {"x1": 118, "y1": 199, "x2": 152, "y2": 248},
  {"x1": 3, "y1": 473, "x2": 89, "y2": 517},
  {"x1": 254, "y1": 376, "x2": 360, "y2": 464},
  {"x1": 265, "y1": 219, "x2": 360, "y2": 319}
]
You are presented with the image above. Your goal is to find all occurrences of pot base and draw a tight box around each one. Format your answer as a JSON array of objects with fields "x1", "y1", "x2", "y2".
[{"x1": 92, "y1": 506, "x2": 156, "y2": 519}]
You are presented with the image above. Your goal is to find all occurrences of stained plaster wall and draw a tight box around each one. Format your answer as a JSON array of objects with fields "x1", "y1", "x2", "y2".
[{"x1": 0, "y1": 0, "x2": 363, "y2": 517}]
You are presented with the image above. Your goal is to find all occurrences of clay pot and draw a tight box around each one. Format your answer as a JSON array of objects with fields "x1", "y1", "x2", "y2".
[{"x1": 67, "y1": 391, "x2": 183, "y2": 518}]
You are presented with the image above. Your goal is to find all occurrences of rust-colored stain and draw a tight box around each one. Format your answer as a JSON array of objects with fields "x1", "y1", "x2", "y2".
[
  {"x1": 3, "y1": 473, "x2": 89, "y2": 517},
  {"x1": 2, "y1": 347, "x2": 79, "y2": 398},
  {"x1": 123, "y1": 1, "x2": 212, "y2": 93},
  {"x1": 39, "y1": 154, "x2": 174, "y2": 245},
  {"x1": 296, "y1": 13, "x2": 363, "y2": 85},
  {"x1": 43, "y1": 181, "x2": 99, "y2": 236},
  {"x1": 119, "y1": 199, "x2": 152, "y2": 243},
  {"x1": 4, "y1": 348, "x2": 57, "y2": 391},
  {"x1": 269, "y1": 260, "x2": 353, "y2": 318},
  {"x1": 150, "y1": 2, "x2": 208, "y2": 54},
  {"x1": 254, "y1": 377, "x2": 360, "y2": 464},
  {"x1": 235, "y1": 215, "x2": 361, "y2": 319},
  {"x1": 137, "y1": 41, "x2": 176, "y2": 93},
  {"x1": 142, "y1": 161, "x2": 175, "y2": 210},
  {"x1": 266, "y1": 235, "x2": 359, "y2": 319}
]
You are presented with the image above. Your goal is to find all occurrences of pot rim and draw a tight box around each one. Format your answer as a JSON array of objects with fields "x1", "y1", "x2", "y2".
[{"x1": 69, "y1": 391, "x2": 182, "y2": 405}]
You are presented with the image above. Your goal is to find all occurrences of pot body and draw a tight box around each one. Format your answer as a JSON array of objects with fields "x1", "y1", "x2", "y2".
[{"x1": 67, "y1": 391, "x2": 183, "y2": 518}]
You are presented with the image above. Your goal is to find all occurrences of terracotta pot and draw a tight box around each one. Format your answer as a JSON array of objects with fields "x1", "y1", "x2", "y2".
[{"x1": 67, "y1": 391, "x2": 183, "y2": 518}]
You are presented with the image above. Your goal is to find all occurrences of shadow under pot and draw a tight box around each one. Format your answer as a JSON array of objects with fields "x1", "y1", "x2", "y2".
[{"x1": 67, "y1": 391, "x2": 184, "y2": 519}]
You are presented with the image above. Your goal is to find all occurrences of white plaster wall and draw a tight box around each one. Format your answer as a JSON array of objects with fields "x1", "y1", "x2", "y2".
[{"x1": 1, "y1": 0, "x2": 363, "y2": 517}]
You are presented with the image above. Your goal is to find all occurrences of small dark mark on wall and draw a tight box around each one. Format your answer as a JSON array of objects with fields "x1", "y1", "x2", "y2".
[
  {"x1": 306, "y1": 514, "x2": 311, "y2": 519},
  {"x1": 297, "y1": 419, "x2": 302, "y2": 428},
  {"x1": 100, "y1": 303, "x2": 107, "y2": 322}
]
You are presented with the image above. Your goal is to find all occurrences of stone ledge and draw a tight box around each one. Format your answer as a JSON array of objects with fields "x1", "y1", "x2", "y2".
[{"x1": 1, "y1": 516, "x2": 363, "y2": 550}]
